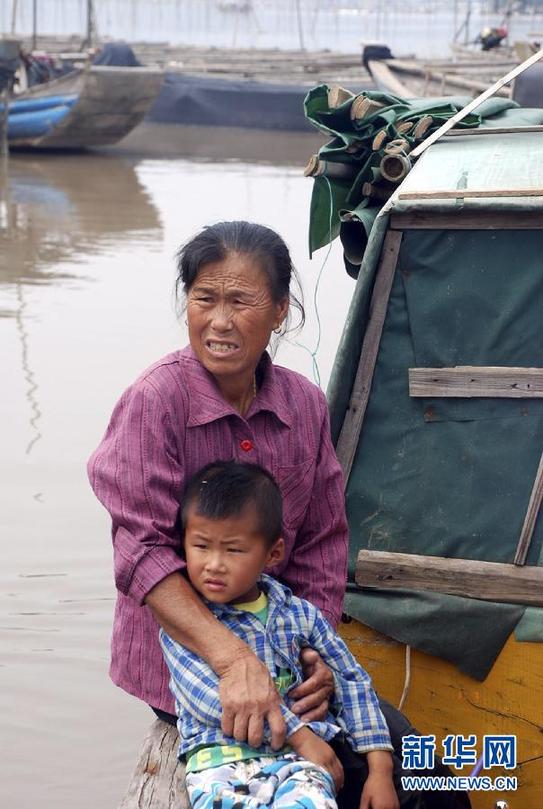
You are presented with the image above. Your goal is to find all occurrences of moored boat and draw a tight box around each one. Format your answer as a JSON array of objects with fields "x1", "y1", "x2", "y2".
[
  {"x1": 5, "y1": 63, "x2": 163, "y2": 149},
  {"x1": 305, "y1": 93, "x2": 543, "y2": 809}
]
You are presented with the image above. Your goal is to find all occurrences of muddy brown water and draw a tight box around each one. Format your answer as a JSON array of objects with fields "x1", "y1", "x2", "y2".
[{"x1": 0, "y1": 125, "x2": 355, "y2": 807}]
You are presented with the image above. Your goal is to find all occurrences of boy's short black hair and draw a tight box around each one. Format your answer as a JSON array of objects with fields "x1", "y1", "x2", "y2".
[{"x1": 181, "y1": 460, "x2": 282, "y2": 545}]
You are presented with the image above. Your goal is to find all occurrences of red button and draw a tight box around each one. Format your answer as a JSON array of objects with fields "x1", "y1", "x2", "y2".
[{"x1": 240, "y1": 439, "x2": 253, "y2": 452}]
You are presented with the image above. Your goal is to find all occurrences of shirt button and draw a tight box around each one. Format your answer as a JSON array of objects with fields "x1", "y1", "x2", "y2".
[{"x1": 240, "y1": 439, "x2": 253, "y2": 452}]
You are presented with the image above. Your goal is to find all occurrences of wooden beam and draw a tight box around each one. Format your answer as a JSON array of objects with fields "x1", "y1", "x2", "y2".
[
  {"x1": 389, "y1": 211, "x2": 543, "y2": 230},
  {"x1": 409, "y1": 367, "x2": 543, "y2": 398},
  {"x1": 398, "y1": 189, "x2": 543, "y2": 201},
  {"x1": 335, "y1": 230, "x2": 403, "y2": 485},
  {"x1": 514, "y1": 451, "x2": 543, "y2": 566},
  {"x1": 355, "y1": 549, "x2": 543, "y2": 607}
]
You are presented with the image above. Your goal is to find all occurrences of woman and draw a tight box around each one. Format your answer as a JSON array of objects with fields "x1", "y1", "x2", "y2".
[{"x1": 88, "y1": 221, "x2": 348, "y2": 748}]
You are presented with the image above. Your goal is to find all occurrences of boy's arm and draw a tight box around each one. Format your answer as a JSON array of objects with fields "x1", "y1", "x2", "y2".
[
  {"x1": 288, "y1": 726, "x2": 344, "y2": 792},
  {"x1": 303, "y1": 604, "x2": 393, "y2": 754},
  {"x1": 360, "y1": 751, "x2": 399, "y2": 809},
  {"x1": 160, "y1": 629, "x2": 306, "y2": 740}
]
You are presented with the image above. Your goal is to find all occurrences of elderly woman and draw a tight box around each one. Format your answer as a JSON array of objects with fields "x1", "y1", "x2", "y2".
[{"x1": 88, "y1": 220, "x2": 348, "y2": 747}]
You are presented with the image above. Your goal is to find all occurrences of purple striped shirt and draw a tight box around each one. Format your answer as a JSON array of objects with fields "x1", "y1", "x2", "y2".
[{"x1": 88, "y1": 346, "x2": 348, "y2": 712}]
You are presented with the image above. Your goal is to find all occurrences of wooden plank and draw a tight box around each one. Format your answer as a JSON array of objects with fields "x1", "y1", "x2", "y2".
[
  {"x1": 335, "y1": 230, "x2": 403, "y2": 485},
  {"x1": 399, "y1": 189, "x2": 543, "y2": 200},
  {"x1": 410, "y1": 48, "x2": 543, "y2": 159},
  {"x1": 119, "y1": 719, "x2": 188, "y2": 809},
  {"x1": 389, "y1": 210, "x2": 543, "y2": 229},
  {"x1": 355, "y1": 549, "x2": 543, "y2": 606},
  {"x1": 514, "y1": 451, "x2": 543, "y2": 566},
  {"x1": 409, "y1": 367, "x2": 543, "y2": 398},
  {"x1": 444, "y1": 125, "x2": 543, "y2": 136}
]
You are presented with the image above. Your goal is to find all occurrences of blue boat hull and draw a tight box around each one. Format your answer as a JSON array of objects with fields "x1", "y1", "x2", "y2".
[{"x1": 5, "y1": 94, "x2": 77, "y2": 140}]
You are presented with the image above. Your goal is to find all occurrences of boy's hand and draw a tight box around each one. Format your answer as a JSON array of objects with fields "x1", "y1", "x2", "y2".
[
  {"x1": 288, "y1": 726, "x2": 344, "y2": 792},
  {"x1": 290, "y1": 648, "x2": 335, "y2": 722},
  {"x1": 218, "y1": 650, "x2": 286, "y2": 749},
  {"x1": 360, "y1": 751, "x2": 399, "y2": 809}
]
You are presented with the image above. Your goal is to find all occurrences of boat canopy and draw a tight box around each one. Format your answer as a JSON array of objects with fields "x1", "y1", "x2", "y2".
[{"x1": 321, "y1": 121, "x2": 543, "y2": 680}]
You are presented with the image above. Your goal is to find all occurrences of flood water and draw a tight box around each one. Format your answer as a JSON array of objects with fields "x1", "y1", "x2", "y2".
[{"x1": 0, "y1": 128, "x2": 355, "y2": 807}]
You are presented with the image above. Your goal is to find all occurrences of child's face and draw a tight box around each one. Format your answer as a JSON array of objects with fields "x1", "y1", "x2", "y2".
[{"x1": 184, "y1": 504, "x2": 284, "y2": 604}]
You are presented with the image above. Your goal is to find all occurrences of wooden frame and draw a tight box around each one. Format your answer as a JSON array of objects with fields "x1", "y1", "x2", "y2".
[{"x1": 335, "y1": 224, "x2": 543, "y2": 600}]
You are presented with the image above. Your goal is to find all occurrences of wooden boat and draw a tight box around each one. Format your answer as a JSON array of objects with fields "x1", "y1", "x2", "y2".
[
  {"x1": 6, "y1": 63, "x2": 163, "y2": 149},
  {"x1": 325, "y1": 122, "x2": 543, "y2": 809}
]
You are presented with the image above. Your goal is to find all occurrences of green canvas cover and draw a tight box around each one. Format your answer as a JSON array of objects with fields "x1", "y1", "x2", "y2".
[
  {"x1": 304, "y1": 87, "x2": 543, "y2": 276},
  {"x1": 323, "y1": 127, "x2": 543, "y2": 680}
]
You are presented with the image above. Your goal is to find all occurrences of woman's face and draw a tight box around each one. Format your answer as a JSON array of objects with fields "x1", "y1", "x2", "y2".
[{"x1": 186, "y1": 252, "x2": 288, "y2": 385}]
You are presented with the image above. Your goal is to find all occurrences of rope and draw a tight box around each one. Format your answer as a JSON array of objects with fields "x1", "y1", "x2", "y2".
[
  {"x1": 294, "y1": 174, "x2": 334, "y2": 388},
  {"x1": 398, "y1": 644, "x2": 411, "y2": 712}
]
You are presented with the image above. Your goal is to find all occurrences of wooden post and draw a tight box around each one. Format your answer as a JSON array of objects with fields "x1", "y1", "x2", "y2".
[
  {"x1": 118, "y1": 720, "x2": 189, "y2": 809},
  {"x1": 0, "y1": 87, "x2": 9, "y2": 158},
  {"x1": 32, "y1": 0, "x2": 38, "y2": 51},
  {"x1": 335, "y1": 230, "x2": 403, "y2": 485}
]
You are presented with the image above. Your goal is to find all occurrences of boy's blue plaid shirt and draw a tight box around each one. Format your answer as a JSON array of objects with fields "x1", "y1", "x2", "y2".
[{"x1": 160, "y1": 574, "x2": 392, "y2": 759}]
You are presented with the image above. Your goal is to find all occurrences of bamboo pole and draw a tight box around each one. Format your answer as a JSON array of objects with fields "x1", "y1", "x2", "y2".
[
  {"x1": 32, "y1": 0, "x2": 38, "y2": 51},
  {"x1": 295, "y1": 0, "x2": 305, "y2": 52},
  {"x1": 11, "y1": 0, "x2": 18, "y2": 34}
]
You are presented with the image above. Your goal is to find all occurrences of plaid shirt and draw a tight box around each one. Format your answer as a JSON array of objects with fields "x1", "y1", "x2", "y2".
[{"x1": 160, "y1": 575, "x2": 392, "y2": 759}]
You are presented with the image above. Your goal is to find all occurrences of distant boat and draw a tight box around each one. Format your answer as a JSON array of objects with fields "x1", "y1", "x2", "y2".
[
  {"x1": 216, "y1": 1, "x2": 252, "y2": 12},
  {"x1": 363, "y1": 45, "x2": 517, "y2": 99},
  {"x1": 6, "y1": 63, "x2": 163, "y2": 150}
]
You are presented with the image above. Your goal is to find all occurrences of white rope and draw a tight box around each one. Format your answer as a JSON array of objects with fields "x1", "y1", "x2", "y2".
[
  {"x1": 294, "y1": 174, "x2": 334, "y2": 388},
  {"x1": 398, "y1": 644, "x2": 412, "y2": 712}
]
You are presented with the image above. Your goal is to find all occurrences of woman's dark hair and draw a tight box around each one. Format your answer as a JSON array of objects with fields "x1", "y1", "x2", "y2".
[
  {"x1": 175, "y1": 220, "x2": 305, "y2": 336},
  {"x1": 181, "y1": 460, "x2": 283, "y2": 546}
]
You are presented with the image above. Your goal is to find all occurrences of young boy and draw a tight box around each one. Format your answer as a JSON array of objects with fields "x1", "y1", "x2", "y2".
[{"x1": 160, "y1": 461, "x2": 400, "y2": 809}]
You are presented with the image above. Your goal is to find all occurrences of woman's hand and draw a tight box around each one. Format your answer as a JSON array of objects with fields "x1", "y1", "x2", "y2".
[
  {"x1": 360, "y1": 751, "x2": 399, "y2": 809},
  {"x1": 288, "y1": 726, "x2": 344, "y2": 792},
  {"x1": 289, "y1": 648, "x2": 335, "y2": 722},
  {"x1": 218, "y1": 649, "x2": 286, "y2": 749}
]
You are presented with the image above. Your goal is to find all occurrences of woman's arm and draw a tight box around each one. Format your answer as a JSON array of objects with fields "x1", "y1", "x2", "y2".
[{"x1": 146, "y1": 572, "x2": 287, "y2": 747}]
